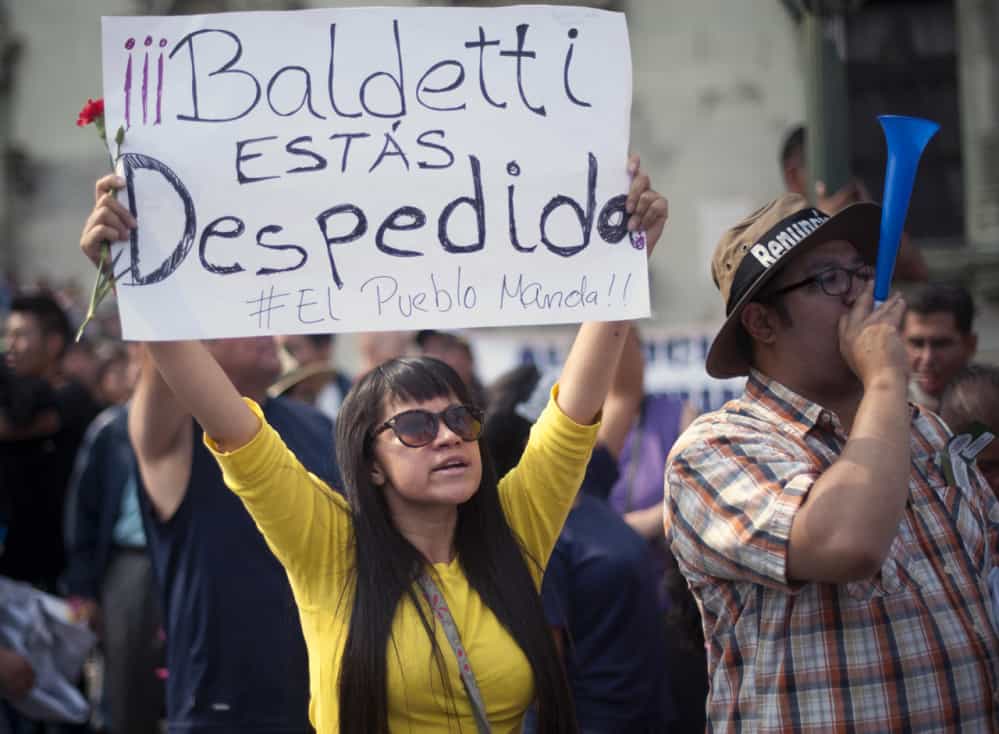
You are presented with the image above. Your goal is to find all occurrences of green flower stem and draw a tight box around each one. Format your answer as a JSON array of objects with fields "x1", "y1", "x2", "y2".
[
  {"x1": 75, "y1": 241, "x2": 115, "y2": 342},
  {"x1": 75, "y1": 119, "x2": 126, "y2": 342}
]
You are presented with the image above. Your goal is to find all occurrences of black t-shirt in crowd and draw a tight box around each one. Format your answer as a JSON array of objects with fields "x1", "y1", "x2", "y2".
[
  {"x1": 525, "y1": 446, "x2": 675, "y2": 734},
  {"x1": 0, "y1": 377, "x2": 99, "y2": 590},
  {"x1": 139, "y1": 396, "x2": 339, "y2": 734}
]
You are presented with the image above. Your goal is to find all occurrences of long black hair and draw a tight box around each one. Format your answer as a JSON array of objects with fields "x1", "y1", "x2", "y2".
[{"x1": 334, "y1": 356, "x2": 576, "y2": 733}]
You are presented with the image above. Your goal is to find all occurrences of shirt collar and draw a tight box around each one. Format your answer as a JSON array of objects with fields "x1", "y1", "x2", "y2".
[
  {"x1": 745, "y1": 369, "x2": 832, "y2": 433},
  {"x1": 746, "y1": 369, "x2": 920, "y2": 436}
]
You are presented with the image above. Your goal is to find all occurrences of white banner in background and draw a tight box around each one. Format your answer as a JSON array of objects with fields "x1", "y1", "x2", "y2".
[
  {"x1": 471, "y1": 326, "x2": 746, "y2": 413},
  {"x1": 100, "y1": 6, "x2": 644, "y2": 340}
]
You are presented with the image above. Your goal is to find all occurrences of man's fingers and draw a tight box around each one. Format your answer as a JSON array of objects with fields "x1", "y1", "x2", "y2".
[
  {"x1": 868, "y1": 290, "x2": 903, "y2": 319},
  {"x1": 888, "y1": 298, "x2": 907, "y2": 328},
  {"x1": 878, "y1": 292, "x2": 907, "y2": 328},
  {"x1": 853, "y1": 278, "x2": 875, "y2": 312}
]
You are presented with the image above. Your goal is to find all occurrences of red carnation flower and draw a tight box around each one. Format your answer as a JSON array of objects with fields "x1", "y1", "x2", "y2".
[
  {"x1": 74, "y1": 95, "x2": 124, "y2": 341},
  {"x1": 76, "y1": 98, "x2": 105, "y2": 127}
]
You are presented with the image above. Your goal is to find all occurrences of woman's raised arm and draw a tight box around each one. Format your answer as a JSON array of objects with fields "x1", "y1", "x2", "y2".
[
  {"x1": 556, "y1": 155, "x2": 668, "y2": 425},
  {"x1": 80, "y1": 175, "x2": 259, "y2": 452}
]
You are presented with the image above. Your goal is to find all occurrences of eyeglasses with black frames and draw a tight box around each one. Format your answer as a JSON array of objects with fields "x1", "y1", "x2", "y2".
[
  {"x1": 370, "y1": 404, "x2": 483, "y2": 448},
  {"x1": 766, "y1": 264, "x2": 875, "y2": 300}
]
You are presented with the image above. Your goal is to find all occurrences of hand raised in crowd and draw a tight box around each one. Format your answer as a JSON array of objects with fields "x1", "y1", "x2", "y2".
[
  {"x1": 838, "y1": 280, "x2": 909, "y2": 389},
  {"x1": 79, "y1": 174, "x2": 135, "y2": 268},
  {"x1": 625, "y1": 154, "x2": 668, "y2": 255},
  {"x1": 0, "y1": 646, "x2": 35, "y2": 700}
]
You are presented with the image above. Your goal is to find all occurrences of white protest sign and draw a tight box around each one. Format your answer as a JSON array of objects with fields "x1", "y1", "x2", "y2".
[{"x1": 99, "y1": 5, "x2": 645, "y2": 340}]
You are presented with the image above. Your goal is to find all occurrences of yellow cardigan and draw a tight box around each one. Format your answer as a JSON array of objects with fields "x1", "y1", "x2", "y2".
[{"x1": 206, "y1": 388, "x2": 598, "y2": 733}]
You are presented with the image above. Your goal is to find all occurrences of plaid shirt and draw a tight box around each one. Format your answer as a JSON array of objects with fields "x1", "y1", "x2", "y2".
[{"x1": 666, "y1": 370, "x2": 999, "y2": 733}]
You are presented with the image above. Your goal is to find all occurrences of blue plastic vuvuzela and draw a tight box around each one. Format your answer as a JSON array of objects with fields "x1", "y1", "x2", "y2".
[{"x1": 874, "y1": 115, "x2": 939, "y2": 306}]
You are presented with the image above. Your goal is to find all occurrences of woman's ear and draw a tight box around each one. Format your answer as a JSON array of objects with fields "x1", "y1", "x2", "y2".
[{"x1": 370, "y1": 460, "x2": 387, "y2": 487}]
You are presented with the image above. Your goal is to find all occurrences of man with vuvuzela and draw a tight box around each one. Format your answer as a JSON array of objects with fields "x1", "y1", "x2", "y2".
[{"x1": 666, "y1": 194, "x2": 999, "y2": 731}]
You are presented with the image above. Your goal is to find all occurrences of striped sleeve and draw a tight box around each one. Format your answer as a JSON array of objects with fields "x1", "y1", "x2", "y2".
[{"x1": 666, "y1": 429, "x2": 815, "y2": 591}]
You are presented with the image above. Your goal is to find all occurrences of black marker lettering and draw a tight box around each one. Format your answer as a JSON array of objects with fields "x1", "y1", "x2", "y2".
[
  {"x1": 359, "y1": 20, "x2": 406, "y2": 118},
  {"x1": 464, "y1": 26, "x2": 506, "y2": 109},
  {"x1": 316, "y1": 203, "x2": 367, "y2": 289},
  {"x1": 499, "y1": 24, "x2": 545, "y2": 116},
  {"x1": 596, "y1": 194, "x2": 629, "y2": 243},
  {"x1": 255, "y1": 224, "x2": 308, "y2": 275},
  {"x1": 416, "y1": 129, "x2": 454, "y2": 170},
  {"x1": 438, "y1": 155, "x2": 485, "y2": 253},
  {"x1": 326, "y1": 24, "x2": 361, "y2": 118},
  {"x1": 369, "y1": 120, "x2": 410, "y2": 172},
  {"x1": 376, "y1": 205, "x2": 426, "y2": 258},
  {"x1": 266, "y1": 65, "x2": 326, "y2": 119},
  {"x1": 121, "y1": 153, "x2": 197, "y2": 286},
  {"x1": 329, "y1": 132, "x2": 371, "y2": 173},
  {"x1": 235, "y1": 136, "x2": 280, "y2": 184},
  {"x1": 199, "y1": 216, "x2": 246, "y2": 275},
  {"x1": 562, "y1": 29, "x2": 591, "y2": 108},
  {"x1": 539, "y1": 153, "x2": 597, "y2": 257},
  {"x1": 505, "y1": 160, "x2": 535, "y2": 252},
  {"x1": 416, "y1": 60, "x2": 466, "y2": 112},
  {"x1": 285, "y1": 135, "x2": 328, "y2": 175},
  {"x1": 170, "y1": 29, "x2": 261, "y2": 123}
]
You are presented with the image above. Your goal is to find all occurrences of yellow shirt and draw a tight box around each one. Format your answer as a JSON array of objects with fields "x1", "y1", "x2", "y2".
[{"x1": 206, "y1": 389, "x2": 598, "y2": 733}]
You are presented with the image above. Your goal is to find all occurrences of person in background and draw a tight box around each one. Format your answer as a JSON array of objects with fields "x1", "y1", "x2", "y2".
[
  {"x1": 902, "y1": 282, "x2": 977, "y2": 413},
  {"x1": 415, "y1": 330, "x2": 487, "y2": 407},
  {"x1": 780, "y1": 124, "x2": 929, "y2": 282},
  {"x1": 62, "y1": 397, "x2": 164, "y2": 734},
  {"x1": 486, "y1": 327, "x2": 675, "y2": 734},
  {"x1": 0, "y1": 294, "x2": 100, "y2": 733},
  {"x1": 356, "y1": 330, "x2": 413, "y2": 376},
  {"x1": 273, "y1": 334, "x2": 353, "y2": 422},
  {"x1": 604, "y1": 338, "x2": 705, "y2": 733},
  {"x1": 81, "y1": 177, "x2": 341, "y2": 734},
  {"x1": 1, "y1": 294, "x2": 99, "y2": 593},
  {"x1": 940, "y1": 363, "x2": 999, "y2": 496},
  {"x1": 60, "y1": 342, "x2": 100, "y2": 404},
  {"x1": 668, "y1": 193, "x2": 999, "y2": 730},
  {"x1": 93, "y1": 344, "x2": 140, "y2": 408}
]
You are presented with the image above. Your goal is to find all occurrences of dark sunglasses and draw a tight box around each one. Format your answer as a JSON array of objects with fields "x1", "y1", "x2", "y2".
[{"x1": 370, "y1": 404, "x2": 483, "y2": 448}]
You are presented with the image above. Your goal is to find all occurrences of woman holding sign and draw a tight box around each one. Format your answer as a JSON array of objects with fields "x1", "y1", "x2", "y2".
[{"x1": 79, "y1": 156, "x2": 667, "y2": 734}]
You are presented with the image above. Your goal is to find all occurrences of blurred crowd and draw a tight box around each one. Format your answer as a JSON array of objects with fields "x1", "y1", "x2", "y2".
[{"x1": 1, "y1": 122, "x2": 998, "y2": 734}]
